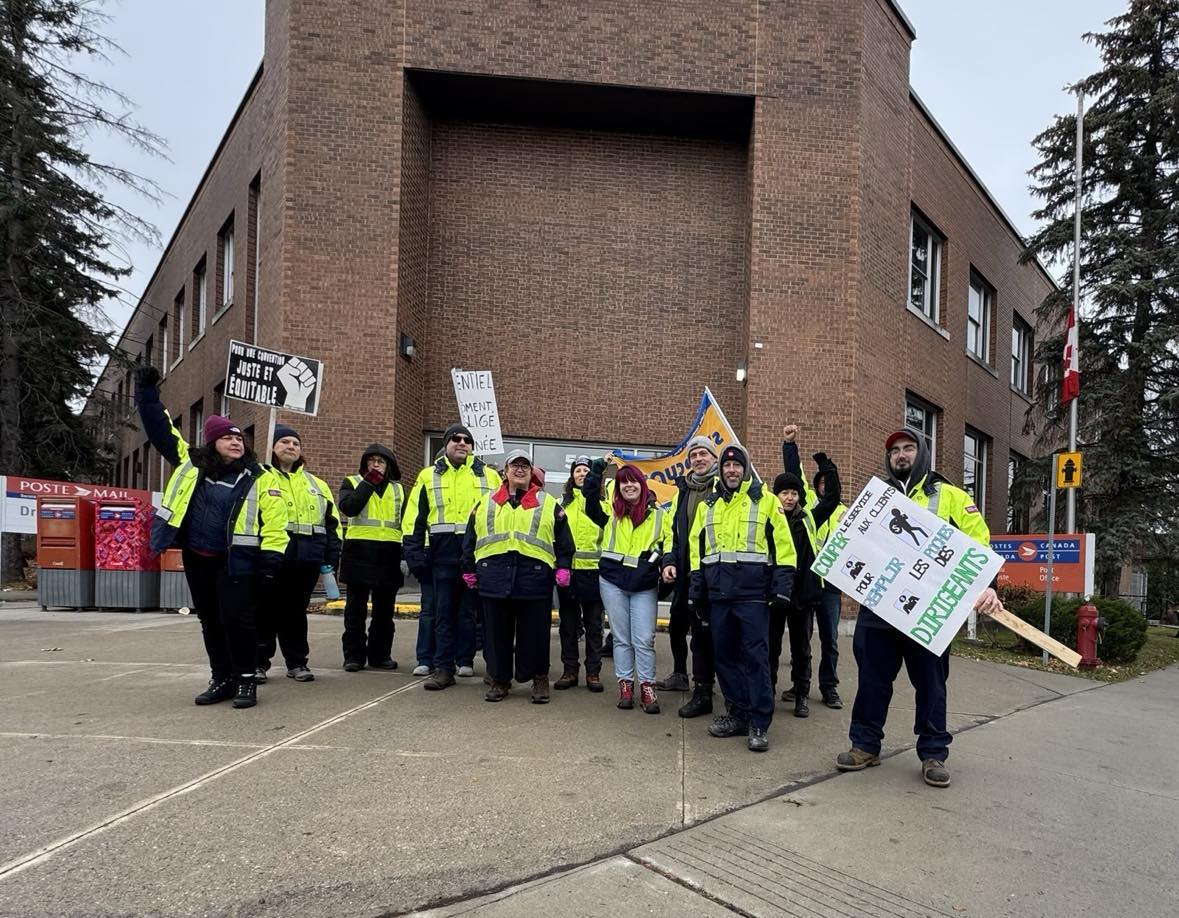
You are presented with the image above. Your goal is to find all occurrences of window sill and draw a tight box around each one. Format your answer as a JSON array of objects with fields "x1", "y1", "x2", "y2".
[
  {"x1": 211, "y1": 302, "x2": 233, "y2": 326},
  {"x1": 966, "y1": 352, "x2": 998, "y2": 378},
  {"x1": 906, "y1": 305, "x2": 950, "y2": 340},
  {"x1": 1010, "y1": 384, "x2": 1033, "y2": 406},
  {"x1": 168, "y1": 353, "x2": 183, "y2": 373},
  {"x1": 188, "y1": 332, "x2": 206, "y2": 352}
]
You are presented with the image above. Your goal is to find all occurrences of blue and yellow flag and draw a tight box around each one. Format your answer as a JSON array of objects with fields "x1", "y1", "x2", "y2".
[{"x1": 608, "y1": 388, "x2": 745, "y2": 507}]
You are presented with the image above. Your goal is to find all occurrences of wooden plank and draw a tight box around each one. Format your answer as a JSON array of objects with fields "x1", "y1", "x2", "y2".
[{"x1": 987, "y1": 606, "x2": 1082, "y2": 669}]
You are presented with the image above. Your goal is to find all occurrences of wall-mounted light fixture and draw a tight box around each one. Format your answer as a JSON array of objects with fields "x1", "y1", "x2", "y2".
[
  {"x1": 736, "y1": 359, "x2": 748, "y2": 385},
  {"x1": 399, "y1": 333, "x2": 416, "y2": 360}
]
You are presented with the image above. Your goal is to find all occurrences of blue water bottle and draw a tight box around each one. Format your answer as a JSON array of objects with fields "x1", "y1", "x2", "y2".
[{"x1": 320, "y1": 564, "x2": 341, "y2": 600}]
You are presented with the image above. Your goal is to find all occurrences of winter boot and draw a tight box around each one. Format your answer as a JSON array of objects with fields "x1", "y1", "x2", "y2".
[
  {"x1": 194, "y1": 677, "x2": 236, "y2": 706},
  {"x1": 232, "y1": 677, "x2": 258, "y2": 709},
  {"x1": 617, "y1": 679, "x2": 634, "y2": 710},
  {"x1": 639, "y1": 682, "x2": 660, "y2": 714},
  {"x1": 677, "y1": 682, "x2": 714, "y2": 718}
]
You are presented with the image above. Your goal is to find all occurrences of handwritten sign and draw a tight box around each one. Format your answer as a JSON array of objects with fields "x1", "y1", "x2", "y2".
[
  {"x1": 450, "y1": 369, "x2": 503, "y2": 455},
  {"x1": 812, "y1": 477, "x2": 1003, "y2": 655}
]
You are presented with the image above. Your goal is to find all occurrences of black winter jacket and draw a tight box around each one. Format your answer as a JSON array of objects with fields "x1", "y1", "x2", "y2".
[{"x1": 338, "y1": 444, "x2": 403, "y2": 588}]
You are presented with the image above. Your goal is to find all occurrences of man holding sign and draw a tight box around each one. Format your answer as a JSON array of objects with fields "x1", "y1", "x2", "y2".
[{"x1": 835, "y1": 429, "x2": 1000, "y2": 788}]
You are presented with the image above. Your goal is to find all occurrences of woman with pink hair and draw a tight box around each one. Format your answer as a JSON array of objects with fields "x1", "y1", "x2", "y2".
[{"x1": 581, "y1": 461, "x2": 671, "y2": 713}]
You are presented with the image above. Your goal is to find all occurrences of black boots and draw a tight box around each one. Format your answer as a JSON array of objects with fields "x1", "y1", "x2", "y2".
[
  {"x1": 677, "y1": 682, "x2": 714, "y2": 718},
  {"x1": 232, "y1": 677, "x2": 258, "y2": 709},
  {"x1": 194, "y1": 677, "x2": 236, "y2": 706}
]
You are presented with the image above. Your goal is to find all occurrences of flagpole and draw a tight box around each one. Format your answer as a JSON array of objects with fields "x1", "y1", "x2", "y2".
[{"x1": 1066, "y1": 89, "x2": 1083, "y2": 535}]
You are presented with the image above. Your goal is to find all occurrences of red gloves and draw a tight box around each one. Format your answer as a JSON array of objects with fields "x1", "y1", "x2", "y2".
[
  {"x1": 363, "y1": 468, "x2": 384, "y2": 486},
  {"x1": 462, "y1": 572, "x2": 478, "y2": 589},
  {"x1": 555, "y1": 568, "x2": 571, "y2": 588}
]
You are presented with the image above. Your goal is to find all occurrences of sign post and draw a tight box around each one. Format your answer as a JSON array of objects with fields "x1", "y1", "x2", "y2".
[{"x1": 1043, "y1": 483, "x2": 1057, "y2": 666}]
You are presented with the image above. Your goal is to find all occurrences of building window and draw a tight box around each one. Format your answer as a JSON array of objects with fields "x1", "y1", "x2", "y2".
[
  {"x1": 193, "y1": 258, "x2": 207, "y2": 341},
  {"x1": 967, "y1": 270, "x2": 992, "y2": 362},
  {"x1": 144, "y1": 335, "x2": 153, "y2": 369},
  {"x1": 1007, "y1": 451, "x2": 1031, "y2": 533},
  {"x1": 963, "y1": 427, "x2": 988, "y2": 513},
  {"x1": 172, "y1": 289, "x2": 186, "y2": 362},
  {"x1": 143, "y1": 442, "x2": 152, "y2": 490},
  {"x1": 158, "y1": 317, "x2": 169, "y2": 375},
  {"x1": 249, "y1": 173, "x2": 260, "y2": 340},
  {"x1": 213, "y1": 381, "x2": 227, "y2": 417},
  {"x1": 909, "y1": 211, "x2": 943, "y2": 323},
  {"x1": 218, "y1": 217, "x2": 235, "y2": 311},
  {"x1": 190, "y1": 399, "x2": 204, "y2": 447},
  {"x1": 121, "y1": 455, "x2": 130, "y2": 488},
  {"x1": 904, "y1": 393, "x2": 938, "y2": 466},
  {"x1": 1011, "y1": 315, "x2": 1033, "y2": 395}
]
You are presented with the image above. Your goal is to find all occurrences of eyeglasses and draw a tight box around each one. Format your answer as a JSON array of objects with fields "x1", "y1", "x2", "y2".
[{"x1": 449, "y1": 435, "x2": 473, "y2": 445}]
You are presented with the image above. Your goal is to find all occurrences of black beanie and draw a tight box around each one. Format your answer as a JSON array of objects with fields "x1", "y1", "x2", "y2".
[
  {"x1": 719, "y1": 445, "x2": 748, "y2": 470},
  {"x1": 443, "y1": 422, "x2": 474, "y2": 444},
  {"x1": 273, "y1": 423, "x2": 300, "y2": 445},
  {"x1": 773, "y1": 472, "x2": 804, "y2": 496}
]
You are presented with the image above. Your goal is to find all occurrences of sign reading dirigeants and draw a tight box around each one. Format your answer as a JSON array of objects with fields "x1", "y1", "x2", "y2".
[
  {"x1": 225, "y1": 340, "x2": 323, "y2": 416},
  {"x1": 450, "y1": 368, "x2": 503, "y2": 455},
  {"x1": 811, "y1": 477, "x2": 1004, "y2": 656}
]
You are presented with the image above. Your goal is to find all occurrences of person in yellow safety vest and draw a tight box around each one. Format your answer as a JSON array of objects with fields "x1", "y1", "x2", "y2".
[
  {"x1": 134, "y1": 365, "x2": 289, "y2": 710},
  {"x1": 768, "y1": 445, "x2": 841, "y2": 719},
  {"x1": 836, "y1": 428, "x2": 1001, "y2": 789},
  {"x1": 580, "y1": 460, "x2": 672, "y2": 715},
  {"x1": 553, "y1": 456, "x2": 609, "y2": 693},
  {"x1": 403, "y1": 423, "x2": 502, "y2": 691},
  {"x1": 337, "y1": 444, "x2": 404, "y2": 672},
  {"x1": 462, "y1": 450, "x2": 574, "y2": 703},
  {"x1": 689, "y1": 445, "x2": 796, "y2": 753},
  {"x1": 255, "y1": 424, "x2": 342, "y2": 684}
]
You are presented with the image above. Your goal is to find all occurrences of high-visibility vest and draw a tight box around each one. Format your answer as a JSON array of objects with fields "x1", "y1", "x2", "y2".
[
  {"x1": 600, "y1": 504, "x2": 669, "y2": 568},
  {"x1": 689, "y1": 481, "x2": 797, "y2": 571},
  {"x1": 563, "y1": 491, "x2": 606, "y2": 571},
  {"x1": 157, "y1": 460, "x2": 288, "y2": 553},
  {"x1": 343, "y1": 475, "x2": 404, "y2": 543},
  {"x1": 815, "y1": 502, "x2": 847, "y2": 547},
  {"x1": 407, "y1": 457, "x2": 499, "y2": 538},
  {"x1": 905, "y1": 477, "x2": 991, "y2": 547},
  {"x1": 273, "y1": 467, "x2": 335, "y2": 537},
  {"x1": 473, "y1": 491, "x2": 558, "y2": 567}
]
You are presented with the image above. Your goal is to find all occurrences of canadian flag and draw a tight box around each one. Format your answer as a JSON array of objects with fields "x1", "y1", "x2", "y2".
[{"x1": 1061, "y1": 304, "x2": 1080, "y2": 405}]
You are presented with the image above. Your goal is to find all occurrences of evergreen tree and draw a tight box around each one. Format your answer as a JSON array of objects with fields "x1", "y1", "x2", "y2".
[
  {"x1": 1022, "y1": 0, "x2": 1179, "y2": 594},
  {"x1": 0, "y1": 0, "x2": 162, "y2": 582}
]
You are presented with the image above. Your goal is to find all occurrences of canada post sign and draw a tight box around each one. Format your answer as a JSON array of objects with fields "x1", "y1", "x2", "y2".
[
  {"x1": 812, "y1": 477, "x2": 1004, "y2": 656},
  {"x1": 992, "y1": 534, "x2": 1094, "y2": 595}
]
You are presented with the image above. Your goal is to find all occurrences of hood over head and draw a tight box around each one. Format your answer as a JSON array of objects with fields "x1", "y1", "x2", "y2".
[
  {"x1": 358, "y1": 443, "x2": 401, "y2": 480},
  {"x1": 884, "y1": 428, "x2": 931, "y2": 495}
]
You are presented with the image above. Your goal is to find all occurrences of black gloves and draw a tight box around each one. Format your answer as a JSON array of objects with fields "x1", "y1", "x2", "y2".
[
  {"x1": 813, "y1": 452, "x2": 831, "y2": 468},
  {"x1": 134, "y1": 365, "x2": 161, "y2": 391},
  {"x1": 257, "y1": 552, "x2": 283, "y2": 581},
  {"x1": 590, "y1": 458, "x2": 608, "y2": 476}
]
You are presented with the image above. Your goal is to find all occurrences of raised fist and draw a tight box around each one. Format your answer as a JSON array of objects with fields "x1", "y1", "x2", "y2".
[
  {"x1": 782, "y1": 424, "x2": 799, "y2": 443},
  {"x1": 276, "y1": 357, "x2": 317, "y2": 412}
]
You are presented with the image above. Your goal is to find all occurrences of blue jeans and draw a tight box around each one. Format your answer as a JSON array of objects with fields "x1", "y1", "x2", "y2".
[
  {"x1": 432, "y1": 566, "x2": 476, "y2": 674},
  {"x1": 849, "y1": 611, "x2": 951, "y2": 761},
  {"x1": 415, "y1": 578, "x2": 436, "y2": 668},
  {"x1": 599, "y1": 579, "x2": 657, "y2": 683},
  {"x1": 816, "y1": 589, "x2": 841, "y2": 692},
  {"x1": 712, "y1": 600, "x2": 774, "y2": 730}
]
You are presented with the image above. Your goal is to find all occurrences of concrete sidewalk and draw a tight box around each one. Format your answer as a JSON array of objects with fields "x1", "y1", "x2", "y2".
[{"x1": 0, "y1": 603, "x2": 1165, "y2": 917}]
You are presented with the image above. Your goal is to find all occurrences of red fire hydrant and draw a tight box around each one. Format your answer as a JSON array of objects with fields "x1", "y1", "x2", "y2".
[{"x1": 1076, "y1": 601, "x2": 1100, "y2": 670}]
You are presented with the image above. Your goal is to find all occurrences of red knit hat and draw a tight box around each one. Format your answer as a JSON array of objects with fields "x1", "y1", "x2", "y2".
[{"x1": 203, "y1": 415, "x2": 241, "y2": 444}]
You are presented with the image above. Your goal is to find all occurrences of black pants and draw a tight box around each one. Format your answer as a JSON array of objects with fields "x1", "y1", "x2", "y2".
[
  {"x1": 768, "y1": 602, "x2": 815, "y2": 694},
  {"x1": 258, "y1": 561, "x2": 320, "y2": 671},
  {"x1": 668, "y1": 594, "x2": 715, "y2": 685},
  {"x1": 342, "y1": 581, "x2": 397, "y2": 665},
  {"x1": 183, "y1": 548, "x2": 259, "y2": 681},
  {"x1": 557, "y1": 588, "x2": 604, "y2": 676},
  {"x1": 483, "y1": 596, "x2": 551, "y2": 685}
]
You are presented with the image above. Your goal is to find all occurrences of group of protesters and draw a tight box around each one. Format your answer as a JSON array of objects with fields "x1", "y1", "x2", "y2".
[{"x1": 135, "y1": 363, "x2": 1000, "y2": 786}]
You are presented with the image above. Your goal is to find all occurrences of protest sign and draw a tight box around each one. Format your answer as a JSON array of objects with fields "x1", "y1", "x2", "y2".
[
  {"x1": 450, "y1": 369, "x2": 504, "y2": 455},
  {"x1": 811, "y1": 477, "x2": 1004, "y2": 656},
  {"x1": 225, "y1": 340, "x2": 323, "y2": 416},
  {"x1": 608, "y1": 388, "x2": 744, "y2": 507}
]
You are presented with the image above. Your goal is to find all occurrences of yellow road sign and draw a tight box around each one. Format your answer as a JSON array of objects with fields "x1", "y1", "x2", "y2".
[{"x1": 1056, "y1": 452, "x2": 1082, "y2": 489}]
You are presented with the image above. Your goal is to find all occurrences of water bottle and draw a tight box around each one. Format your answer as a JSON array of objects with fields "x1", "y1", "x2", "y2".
[{"x1": 320, "y1": 564, "x2": 341, "y2": 600}]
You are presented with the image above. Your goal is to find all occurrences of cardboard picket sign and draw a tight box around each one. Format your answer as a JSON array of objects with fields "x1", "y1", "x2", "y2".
[
  {"x1": 450, "y1": 369, "x2": 503, "y2": 456},
  {"x1": 812, "y1": 477, "x2": 1080, "y2": 666}
]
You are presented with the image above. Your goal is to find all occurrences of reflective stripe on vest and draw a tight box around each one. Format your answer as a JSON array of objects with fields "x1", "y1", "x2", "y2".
[
  {"x1": 701, "y1": 498, "x2": 768, "y2": 566},
  {"x1": 429, "y1": 466, "x2": 493, "y2": 536},
  {"x1": 286, "y1": 471, "x2": 330, "y2": 535},
  {"x1": 600, "y1": 506, "x2": 665, "y2": 567},
  {"x1": 927, "y1": 484, "x2": 941, "y2": 517},
  {"x1": 231, "y1": 480, "x2": 261, "y2": 546},
  {"x1": 475, "y1": 492, "x2": 552, "y2": 555},
  {"x1": 156, "y1": 459, "x2": 195, "y2": 522},
  {"x1": 345, "y1": 475, "x2": 401, "y2": 530}
]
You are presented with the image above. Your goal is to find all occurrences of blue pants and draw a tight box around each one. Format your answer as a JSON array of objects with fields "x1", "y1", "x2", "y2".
[
  {"x1": 414, "y1": 578, "x2": 436, "y2": 668},
  {"x1": 432, "y1": 567, "x2": 476, "y2": 674},
  {"x1": 599, "y1": 579, "x2": 657, "y2": 683},
  {"x1": 849, "y1": 612, "x2": 951, "y2": 761},
  {"x1": 711, "y1": 600, "x2": 774, "y2": 730},
  {"x1": 816, "y1": 589, "x2": 841, "y2": 692}
]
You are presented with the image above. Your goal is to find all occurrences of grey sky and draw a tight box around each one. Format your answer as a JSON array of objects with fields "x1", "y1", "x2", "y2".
[{"x1": 84, "y1": 0, "x2": 1125, "y2": 344}]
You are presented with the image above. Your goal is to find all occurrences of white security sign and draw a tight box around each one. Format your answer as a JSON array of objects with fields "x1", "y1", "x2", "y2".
[
  {"x1": 450, "y1": 369, "x2": 503, "y2": 455},
  {"x1": 225, "y1": 340, "x2": 323, "y2": 416},
  {"x1": 811, "y1": 476, "x2": 1004, "y2": 656}
]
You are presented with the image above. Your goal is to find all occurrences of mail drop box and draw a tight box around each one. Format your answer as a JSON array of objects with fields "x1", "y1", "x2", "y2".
[
  {"x1": 36, "y1": 496, "x2": 96, "y2": 608},
  {"x1": 94, "y1": 500, "x2": 159, "y2": 610}
]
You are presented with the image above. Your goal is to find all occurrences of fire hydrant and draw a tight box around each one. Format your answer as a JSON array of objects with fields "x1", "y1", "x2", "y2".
[{"x1": 1076, "y1": 601, "x2": 1101, "y2": 670}]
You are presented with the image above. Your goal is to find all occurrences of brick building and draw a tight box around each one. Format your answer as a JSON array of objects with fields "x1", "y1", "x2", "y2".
[{"x1": 89, "y1": 0, "x2": 1052, "y2": 535}]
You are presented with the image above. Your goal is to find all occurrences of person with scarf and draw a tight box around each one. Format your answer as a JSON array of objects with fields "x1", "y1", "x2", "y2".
[
  {"x1": 836, "y1": 428, "x2": 1000, "y2": 788},
  {"x1": 554, "y1": 456, "x2": 608, "y2": 692},
  {"x1": 581, "y1": 461, "x2": 671, "y2": 713},
  {"x1": 657, "y1": 436, "x2": 720, "y2": 718}
]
